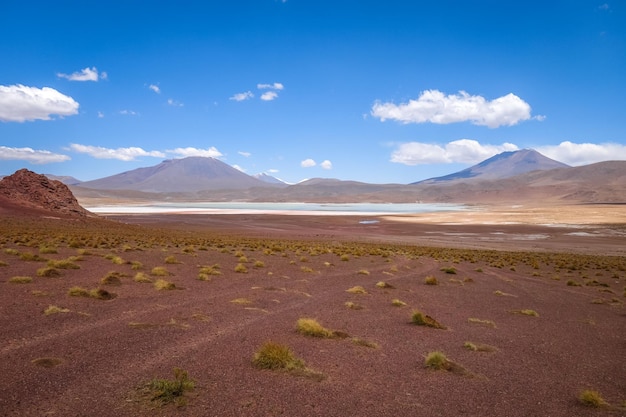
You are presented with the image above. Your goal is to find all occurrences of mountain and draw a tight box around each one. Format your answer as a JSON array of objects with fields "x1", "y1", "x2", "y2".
[
  {"x1": 45, "y1": 174, "x2": 83, "y2": 186},
  {"x1": 0, "y1": 169, "x2": 92, "y2": 217},
  {"x1": 253, "y1": 173, "x2": 289, "y2": 186},
  {"x1": 78, "y1": 157, "x2": 271, "y2": 192},
  {"x1": 416, "y1": 149, "x2": 570, "y2": 183}
]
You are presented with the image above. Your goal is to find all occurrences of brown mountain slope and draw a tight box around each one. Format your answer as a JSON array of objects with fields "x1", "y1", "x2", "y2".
[{"x1": 0, "y1": 169, "x2": 93, "y2": 217}]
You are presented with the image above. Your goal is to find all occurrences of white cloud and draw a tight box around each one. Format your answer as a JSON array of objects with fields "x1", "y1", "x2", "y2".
[
  {"x1": 268, "y1": 169, "x2": 279, "y2": 173},
  {"x1": 320, "y1": 160, "x2": 333, "y2": 170},
  {"x1": 119, "y1": 110, "x2": 138, "y2": 116},
  {"x1": 257, "y1": 82, "x2": 284, "y2": 90},
  {"x1": 301, "y1": 158, "x2": 316, "y2": 168},
  {"x1": 390, "y1": 139, "x2": 518, "y2": 165},
  {"x1": 69, "y1": 144, "x2": 165, "y2": 161},
  {"x1": 238, "y1": 151, "x2": 251, "y2": 157},
  {"x1": 372, "y1": 90, "x2": 534, "y2": 128},
  {"x1": 536, "y1": 141, "x2": 626, "y2": 166},
  {"x1": 167, "y1": 147, "x2": 223, "y2": 158},
  {"x1": 149, "y1": 84, "x2": 161, "y2": 94},
  {"x1": 230, "y1": 91, "x2": 254, "y2": 101},
  {"x1": 0, "y1": 84, "x2": 79, "y2": 122},
  {"x1": 0, "y1": 146, "x2": 70, "y2": 164},
  {"x1": 260, "y1": 91, "x2": 278, "y2": 101},
  {"x1": 57, "y1": 67, "x2": 103, "y2": 82},
  {"x1": 599, "y1": 3, "x2": 609, "y2": 10},
  {"x1": 167, "y1": 98, "x2": 183, "y2": 107},
  {"x1": 233, "y1": 164, "x2": 245, "y2": 172},
  {"x1": 97, "y1": 111, "x2": 104, "y2": 118}
]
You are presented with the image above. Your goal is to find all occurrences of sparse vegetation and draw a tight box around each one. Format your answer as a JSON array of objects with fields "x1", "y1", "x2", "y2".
[
  {"x1": 376, "y1": 281, "x2": 394, "y2": 289},
  {"x1": 424, "y1": 275, "x2": 439, "y2": 285},
  {"x1": 154, "y1": 279, "x2": 176, "y2": 290},
  {"x1": 352, "y1": 338, "x2": 379, "y2": 349},
  {"x1": 424, "y1": 351, "x2": 449, "y2": 370},
  {"x1": 68, "y1": 286, "x2": 116, "y2": 300},
  {"x1": 151, "y1": 266, "x2": 170, "y2": 276},
  {"x1": 511, "y1": 309, "x2": 539, "y2": 317},
  {"x1": 44, "y1": 305, "x2": 70, "y2": 315},
  {"x1": 440, "y1": 266, "x2": 457, "y2": 274},
  {"x1": 357, "y1": 269, "x2": 370, "y2": 275},
  {"x1": 468, "y1": 318, "x2": 496, "y2": 328},
  {"x1": 164, "y1": 255, "x2": 181, "y2": 264},
  {"x1": 36, "y1": 267, "x2": 60, "y2": 277},
  {"x1": 578, "y1": 389, "x2": 608, "y2": 408},
  {"x1": 235, "y1": 263, "x2": 248, "y2": 273},
  {"x1": 391, "y1": 299, "x2": 407, "y2": 307},
  {"x1": 296, "y1": 318, "x2": 336, "y2": 338},
  {"x1": 133, "y1": 272, "x2": 152, "y2": 283},
  {"x1": 346, "y1": 285, "x2": 367, "y2": 294},
  {"x1": 9, "y1": 276, "x2": 32, "y2": 284},
  {"x1": 463, "y1": 341, "x2": 496, "y2": 352},
  {"x1": 142, "y1": 368, "x2": 195, "y2": 407},
  {"x1": 345, "y1": 301, "x2": 363, "y2": 310},
  {"x1": 411, "y1": 310, "x2": 446, "y2": 329},
  {"x1": 253, "y1": 341, "x2": 305, "y2": 371}
]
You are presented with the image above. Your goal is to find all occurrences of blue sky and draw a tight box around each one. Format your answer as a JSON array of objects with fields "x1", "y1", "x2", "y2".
[{"x1": 1, "y1": 0, "x2": 624, "y2": 184}]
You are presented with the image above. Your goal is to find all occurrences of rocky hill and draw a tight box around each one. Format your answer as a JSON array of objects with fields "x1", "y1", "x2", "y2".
[{"x1": 0, "y1": 169, "x2": 92, "y2": 217}]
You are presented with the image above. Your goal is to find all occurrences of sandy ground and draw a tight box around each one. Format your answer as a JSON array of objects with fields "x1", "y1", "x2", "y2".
[{"x1": 0, "y1": 205, "x2": 625, "y2": 416}]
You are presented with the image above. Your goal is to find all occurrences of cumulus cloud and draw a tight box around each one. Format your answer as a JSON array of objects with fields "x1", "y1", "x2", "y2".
[
  {"x1": 149, "y1": 84, "x2": 161, "y2": 94},
  {"x1": 0, "y1": 84, "x2": 79, "y2": 122},
  {"x1": 0, "y1": 146, "x2": 70, "y2": 164},
  {"x1": 230, "y1": 91, "x2": 254, "y2": 101},
  {"x1": 372, "y1": 90, "x2": 534, "y2": 128},
  {"x1": 301, "y1": 158, "x2": 316, "y2": 168},
  {"x1": 260, "y1": 91, "x2": 278, "y2": 101},
  {"x1": 320, "y1": 160, "x2": 332, "y2": 170},
  {"x1": 257, "y1": 82, "x2": 284, "y2": 90},
  {"x1": 167, "y1": 147, "x2": 223, "y2": 158},
  {"x1": 69, "y1": 144, "x2": 165, "y2": 161},
  {"x1": 57, "y1": 67, "x2": 105, "y2": 82},
  {"x1": 536, "y1": 141, "x2": 626, "y2": 166},
  {"x1": 390, "y1": 139, "x2": 519, "y2": 165}
]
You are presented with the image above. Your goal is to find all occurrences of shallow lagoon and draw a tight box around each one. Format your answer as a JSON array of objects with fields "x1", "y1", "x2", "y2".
[{"x1": 87, "y1": 202, "x2": 469, "y2": 216}]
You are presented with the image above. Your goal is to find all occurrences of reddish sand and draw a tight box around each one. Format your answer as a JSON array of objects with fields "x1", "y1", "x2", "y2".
[{"x1": 0, "y1": 208, "x2": 624, "y2": 416}]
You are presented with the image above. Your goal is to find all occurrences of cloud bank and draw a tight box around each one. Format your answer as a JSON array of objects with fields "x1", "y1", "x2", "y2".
[
  {"x1": 57, "y1": 67, "x2": 106, "y2": 82},
  {"x1": 390, "y1": 139, "x2": 519, "y2": 165},
  {"x1": 372, "y1": 90, "x2": 535, "y2": 128},
  {"x1": 537, "y1": 141, "x2": 626, "y2": 166},
  {"x1": 69, "y1": 144, "x2": 165, "y2": 161},
  {"x1": 0, "y1": 84, "x2": 79, "y2": 122},
  {"x1": 0, "y1": 146, "x2": 70, "y2": 164},
  {"x1": 167, "y1": 147, "x2": 223, "y2": 158}
]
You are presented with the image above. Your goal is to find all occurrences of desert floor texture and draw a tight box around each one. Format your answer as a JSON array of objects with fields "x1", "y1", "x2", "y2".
[{"x1": 0, "y1": 203, "x2": 625, "y2": 416}]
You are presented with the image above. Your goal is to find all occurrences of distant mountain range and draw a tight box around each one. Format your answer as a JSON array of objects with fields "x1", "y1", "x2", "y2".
[
  {"x1": 65, "y1": 150, "x2": 625, "y2": 204},
  {"x1": 416, "y1": 149, "x2": 569, "y2": 183}
]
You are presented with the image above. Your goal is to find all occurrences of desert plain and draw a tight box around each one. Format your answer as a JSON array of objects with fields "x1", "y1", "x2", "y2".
[{"x1": 0, "y1": 202, "x2": 625, "y2": 416}]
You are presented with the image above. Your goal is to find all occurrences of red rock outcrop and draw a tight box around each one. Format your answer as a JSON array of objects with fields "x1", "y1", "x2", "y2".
[{"x1": 0, "y1": 169, "x2": 92, "y2": 217}]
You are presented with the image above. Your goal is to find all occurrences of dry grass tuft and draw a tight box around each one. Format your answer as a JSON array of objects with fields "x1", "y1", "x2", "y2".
[
  {"x1": 391, "y1": 299, "x2": 407, "y2": 307},
  {"x1": 154, "y1": 279, "x2": 176, "y2": 290},
  {"x1": 376, "y1": 281, "x2": 395, "y2": 289},
  {"x1": 578, "y1": 389, "x2": 608, "y2": 408},
  {"x1": 253, "y1": 341, "x2": 305, "y2": 371},
  {"x1": 32, "y1": 357, "x2": 63, "y2": 368},
  {"x1": 44, "y1": 305, "x2": 70, "y2": 315},
  {"x1": 36, "y1": 267, "x2": 60, "y2": 277},
  {"x1": 346, "y1": 285, "x2": 367, "y2": 294},
  {"x1": 463, "y1": 341, "x2": 497, "y2": 352},
  {"x1": 296, "y1": 318, "x2": 336, "y2": 338},
  {"x1": 141, "y1": 368, "x2": 195, "y2": 408},
  {"x1": 424, "y1": 275, "x2": 439, "y2": 285},
  {"x1": 468, "y1": 317, "x2": 496, "y2": 328},
  {"x1": 511, "y1": 309, "x2": 539, "y2": 317},
  {"x1": 151, "y1": 266, "x2": 171, "y2": 276},
  {"x1": 345, "y1": 301, "x2": 363, "y2": 310},
  {"x1": 411, "y1": 310, "x2": 446, "y2": 329},
  {"x1": 133, "y1": 272, "x2": 152, "y2": 283},
  {"x1": 9, "y1": 276, "x2": 33, "y2": 284}
]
